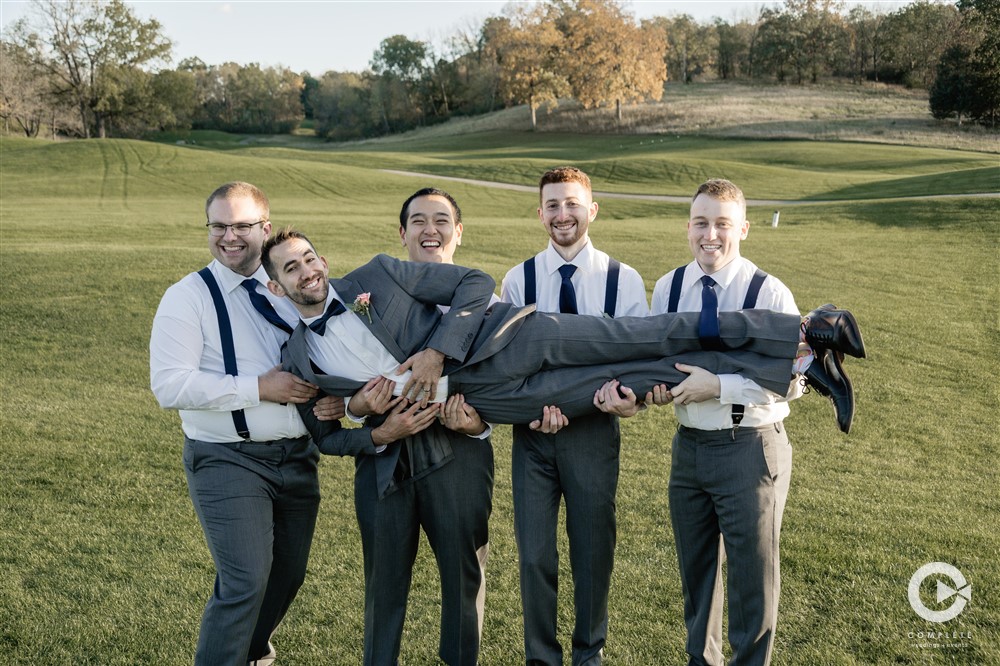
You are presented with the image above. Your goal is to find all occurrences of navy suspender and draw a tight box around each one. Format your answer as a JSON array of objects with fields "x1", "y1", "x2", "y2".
[
  {"x1": 742, "y1": 269, "x2": 768, "y2": 309},
  {"x1": 522, "y1": 257, "x2": 621, "y2": 317},
  {"x1": 603, "y1": 259, "x2": 620, "y2": 318},
  {"x1": 522, "y1": 258, "x2": 536, "y2": 306},
  {"x1": 197, "y1": 268, "x2": 251, "y2": 440},
  {"x1": 666, "y1": 265, "x2": 768, "y2": 429},
  {"x1": 667, "y1": 265, "x2": 686, "y2": 314}
]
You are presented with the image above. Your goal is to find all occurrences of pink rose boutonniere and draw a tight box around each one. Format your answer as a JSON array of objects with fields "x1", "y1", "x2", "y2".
[{"x1": 350, "y1": 292, "x2": 373, "y2": 323}]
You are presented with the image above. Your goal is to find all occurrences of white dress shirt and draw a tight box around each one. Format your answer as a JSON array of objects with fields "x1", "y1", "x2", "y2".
[
  {"x1": 500, "y1": 240, "x2": 650, "y2": 317},
  {"x1": 305, "y1": 288, "x2": 491, "y2": 440},
  {"x1": 150, "y1": 260, "x2": 307, "y2": 443},
  {"x1": 651, "y1": 257, "x2": 803, "y2": 430}
]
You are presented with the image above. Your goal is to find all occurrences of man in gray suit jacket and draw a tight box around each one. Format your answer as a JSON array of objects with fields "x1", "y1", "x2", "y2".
[{"x1": 260, "y1": 228, "x2": 860, "y2": 462}]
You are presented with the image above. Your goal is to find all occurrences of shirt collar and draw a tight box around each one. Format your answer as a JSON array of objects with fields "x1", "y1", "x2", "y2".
[
  {"x1": 686, "y1": 256, "x2": 745, "y2": 292},
  {"x1": 541, "y1": 239, "x2": 595, "y2": 276},
  {"x1": 212, "y1": 260, "x2": 269, "y2": 294}
]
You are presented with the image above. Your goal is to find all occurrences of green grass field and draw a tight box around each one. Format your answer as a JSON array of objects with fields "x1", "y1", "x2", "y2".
[{"x1": 1, "y1": 127, "x2": 998, "y2": 665}]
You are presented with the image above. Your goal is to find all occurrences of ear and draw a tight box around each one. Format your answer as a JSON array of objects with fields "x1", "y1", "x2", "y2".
[
  {"x1": 739, "y1": 218, "x2": 750, "y2": 240},
  {"x1": 455, "y1": 222, "x2": 463, "y2": 246},
  {"x1": 262, "y1": 220, "x2": 272, "y2": 237},
  {"x1": 589, "y1": 201, "x2": 599, "y2": 222},
  {"x1": 266, "y1": 279, "x2": 285, "y2": 298},
  {"x1": 399, "y1": 225, "x2": 407, "y2": 247}
]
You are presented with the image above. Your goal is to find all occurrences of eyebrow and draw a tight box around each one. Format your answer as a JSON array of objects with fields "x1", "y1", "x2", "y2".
[{"x1": 282, "y1": 249, "x2": 316, "y2": 272}]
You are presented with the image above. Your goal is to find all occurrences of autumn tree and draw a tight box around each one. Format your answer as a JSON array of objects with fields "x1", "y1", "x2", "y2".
[
  {"x1": 484, "y1": 6, "x2": 569, "y2": 129},
  {"x1": 647, "y1": 14, "x2": 716, "y2": 84},
  {"x1": 556, "y1": 0, "x2": 667, "y2": 124}
]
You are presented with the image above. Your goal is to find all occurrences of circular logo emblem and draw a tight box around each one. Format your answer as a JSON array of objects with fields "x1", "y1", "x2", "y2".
[{"x1": 908, "y1": 562, "x2": 971, "y2": 623}]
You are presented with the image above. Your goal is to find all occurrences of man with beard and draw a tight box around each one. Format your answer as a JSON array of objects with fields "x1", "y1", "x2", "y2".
[{"x1": 499, "y1": 167, "x2": 654, "y2": 665}]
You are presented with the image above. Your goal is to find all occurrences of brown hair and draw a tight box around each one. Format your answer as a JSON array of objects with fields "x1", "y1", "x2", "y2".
[
  {"x1": 538, "y1": 166, "x2": 592, "y2": 201},
  {"x1": 261, "y1": 226, "x2": 317, "y2": 280}
]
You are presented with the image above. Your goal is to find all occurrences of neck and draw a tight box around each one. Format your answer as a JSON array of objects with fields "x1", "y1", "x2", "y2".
[{"x1": 552, "y1": 237, "x2": 587, "y2": 262}]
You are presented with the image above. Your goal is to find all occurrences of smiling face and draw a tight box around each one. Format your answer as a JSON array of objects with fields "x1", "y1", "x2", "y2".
[
  {"x1": 206, "y1": 195, "x2": 271, "y2": 276},
  {"x1": 265, "y1": 237, "x2": 331, "y2": 317},
  {"x1": 538, "y1": 181, "x2": 597, "y2": 259},
  {"x1": 400, "y1": 194, "x2": 463, "y2": 264},
  {"x1": 687, "y1": 193, "x2": 749, "y2": 275}
]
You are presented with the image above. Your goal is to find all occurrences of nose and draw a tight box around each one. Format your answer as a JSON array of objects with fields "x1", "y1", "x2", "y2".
[
  {"x1": 705, "y1": 225, "x2": 718, "y2": 240},
  {"x1": 221, "y1": 225, "x2": 240, "y2": 241}
]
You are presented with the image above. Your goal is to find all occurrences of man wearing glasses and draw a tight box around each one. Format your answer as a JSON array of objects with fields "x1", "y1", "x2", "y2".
[{"x1": 150, "y1": 182, "x2": 341, "y2": 666}]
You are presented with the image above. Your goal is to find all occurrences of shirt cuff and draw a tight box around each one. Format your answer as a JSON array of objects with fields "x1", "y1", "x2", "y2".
[
  {"x1": 239, "y1": 375, "x2": 261, "y2": 406},
  {"x1": 345, "y1": 396, "x2": 366, "y2": 423},
  {"x1": 717, "y1": 374, "x2": 740, "y2": 405},
  {"x1": 468, "y1": 422, "x2": 493, "y2": 440}
]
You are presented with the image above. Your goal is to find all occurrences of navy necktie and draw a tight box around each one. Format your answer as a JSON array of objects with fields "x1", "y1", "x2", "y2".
[
  {"x1": 558, "y1": 264, "x2": 578, "y2": 315},
  {"x1": 241, "y1": 280, "x2": 293, "y2": 334},
  {"x1": 308, "y1": 297, "x2": 347, "y2": 335},
  {"x1": 699, "y1": 275, "x2": 724, "y2": 351}
]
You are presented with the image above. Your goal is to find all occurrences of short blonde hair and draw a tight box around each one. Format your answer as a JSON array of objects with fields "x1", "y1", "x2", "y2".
[
  {"x1": 693, "y1": 179, "x2": 745, "y2": 208},
  {"x1": 205, "y1": 181, "x2": 270, "y2": 220}
]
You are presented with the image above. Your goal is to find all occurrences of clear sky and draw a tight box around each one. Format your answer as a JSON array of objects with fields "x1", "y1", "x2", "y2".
[{"x1": 1, "y1": 0, "x2": 910, "y2": 75}]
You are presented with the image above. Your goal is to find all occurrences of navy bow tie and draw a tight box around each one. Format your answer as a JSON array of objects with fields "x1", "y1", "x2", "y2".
[{"x1": 308, "y1": 297, "x2": 348, "y2": 335}]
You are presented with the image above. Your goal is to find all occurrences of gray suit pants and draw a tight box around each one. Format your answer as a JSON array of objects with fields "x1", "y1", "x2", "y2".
[
  {"x1": 451, "y1": 310, "x2": 799, "y2": 425},
  {"x1": 669, "y1": 424, "x2": 792, "y2": 666},
  {"x1": 355, "y1": 428, "x2": 494, "y2": 666},
  {"x1": 183, "y1": 436, "x2": 320, "y2": 666},
  {"x1": 513, "y1": 413, "x2": 620, "y2": 666}
]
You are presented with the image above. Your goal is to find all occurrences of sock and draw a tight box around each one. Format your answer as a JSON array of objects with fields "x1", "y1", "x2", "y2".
[{"x1": 793, "y1": 350, "x2": 814, "y2": 374}]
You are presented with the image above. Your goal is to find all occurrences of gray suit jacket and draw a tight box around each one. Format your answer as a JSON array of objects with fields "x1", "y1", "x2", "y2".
[
  {"x1": 284, "y1": 255, "x2": 801, "y2": 496},
  {"x1": 282, "y1": 254, "x2": 530, "y2": 496}
]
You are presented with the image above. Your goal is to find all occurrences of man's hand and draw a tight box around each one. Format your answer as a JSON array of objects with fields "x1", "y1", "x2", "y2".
[
  {"x1": 594, "y1": 380, "x2": 673, "y2": 417},
  {"x1": 371, "y1": 399, "x2": 441, "y2": 446},
  {"x1": 258, "y1": 365, "x2": 319, "y2": 404},
  {"x1": 313, "y1": 395, "x2": 346, "y2": 421},
  {"x1": 348, "y1": 376, "x2": 397, "y2": 417},
  {"x1": 440, "y1": 394, "x2": 487, "y2": 436},
  {"x1": 528, "y1": 405, "x2": 569, "y2": 434},
  {"x1": 670, "y1": 363, "x2": 721, "y2": 405},
  {"x1": 647, "y1": 384, "x2": 674, "y2": 406},
  {"x1": 397, "y1": 348, "x2": 446, "y2": 405},
  {"x1": 593, "y1": 379, "x2": 644, "y2": 418}
]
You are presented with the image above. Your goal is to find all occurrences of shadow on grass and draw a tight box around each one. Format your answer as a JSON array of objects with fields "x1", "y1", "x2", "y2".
[
  {"x1": 812, "y1": 166, "x2": 1000, "y2": 200},
  {"x1": 809, "y1": 198, "x2": 996, "y2": 229}
]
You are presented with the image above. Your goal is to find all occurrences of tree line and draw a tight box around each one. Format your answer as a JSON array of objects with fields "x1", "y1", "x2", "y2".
[{"x1": 2, "y1": 0, "x2": 997, "y2": 141}]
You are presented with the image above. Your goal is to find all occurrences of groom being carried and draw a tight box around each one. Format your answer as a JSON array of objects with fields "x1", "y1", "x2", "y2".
[{"x1": 259, "y1": 227, "x2": 863, "y2": 468}]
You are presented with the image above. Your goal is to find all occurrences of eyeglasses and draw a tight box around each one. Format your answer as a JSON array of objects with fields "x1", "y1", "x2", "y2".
[{"x1": 206, "y1": 220, "x2": 266, "y2": 237}]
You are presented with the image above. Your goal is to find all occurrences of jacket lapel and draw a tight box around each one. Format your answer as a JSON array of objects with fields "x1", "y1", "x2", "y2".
[{"x1": 329, "y1": 277, "x2": 407, "y2": 362}]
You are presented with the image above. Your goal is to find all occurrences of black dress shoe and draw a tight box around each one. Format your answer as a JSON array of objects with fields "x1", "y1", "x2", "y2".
[
  {"x1": 803, "y1": 304, "x2": 867, "y2": 359},
  {"x1": 804, "y1": 348, "x2": 855, "y2": 434}
]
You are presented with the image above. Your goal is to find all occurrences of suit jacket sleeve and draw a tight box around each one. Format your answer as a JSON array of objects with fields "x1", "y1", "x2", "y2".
[
  {"x1": 370, "y1": 254, "x2": 494, "y2": 363},
  {"x1": 281, "y1": 335, "x2": 377, "y2": 457}
]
